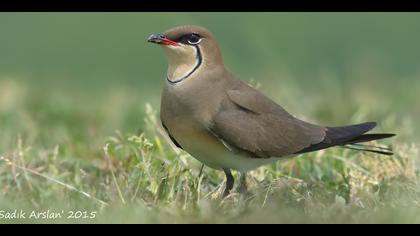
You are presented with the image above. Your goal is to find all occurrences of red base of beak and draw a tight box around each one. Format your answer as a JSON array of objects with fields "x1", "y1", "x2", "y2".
[
  {"x1": 161, "y1": 38, "x2": 179, "y2": 46},
  {"x1": 148, "y1": 33, "x2": 180, "y2": 46}
]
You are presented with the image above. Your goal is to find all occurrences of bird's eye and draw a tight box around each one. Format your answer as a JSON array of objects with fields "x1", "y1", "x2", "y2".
[{"x1": 187, "y1": 33, "x2": 202, "y2": 45}]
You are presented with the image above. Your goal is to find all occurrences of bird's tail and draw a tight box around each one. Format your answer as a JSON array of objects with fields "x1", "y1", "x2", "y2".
[
  {"x1": 296, "y1": 122, "x2": 396, "y2": 155},
  {"x1": 341, "y1": 133, "x2": 396, "y2": 155}
]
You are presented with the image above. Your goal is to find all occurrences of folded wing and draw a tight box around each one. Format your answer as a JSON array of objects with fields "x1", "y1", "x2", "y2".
[{"x1": 210, "y1": 82, "x2": 326, "y2": 158}]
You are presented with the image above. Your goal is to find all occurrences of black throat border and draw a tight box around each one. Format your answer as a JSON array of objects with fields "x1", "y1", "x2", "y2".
[{"x1": 167, "y1": 45, "x2": 202, "y2": 85}]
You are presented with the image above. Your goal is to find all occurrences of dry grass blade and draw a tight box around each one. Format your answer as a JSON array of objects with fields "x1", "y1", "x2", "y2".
[
  {"x1": 103, "y1": 144, "x2": 126, "y2": 205},
  {"x1": 0, "y1": 156, "x2": 109, "y2": 207}
]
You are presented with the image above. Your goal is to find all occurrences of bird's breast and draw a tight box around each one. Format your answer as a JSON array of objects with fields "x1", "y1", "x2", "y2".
[{"x1": 161, "y1": 86, "x2": 230, "y2": 169}]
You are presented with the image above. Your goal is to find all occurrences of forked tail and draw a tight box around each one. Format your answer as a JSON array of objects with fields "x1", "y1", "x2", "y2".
[
  {"x1": 341, "y1": 133, "x2": 395, "y2": 155},
  {"x1": 296, "y1": 122, "x2": 396, "y2": 155}
]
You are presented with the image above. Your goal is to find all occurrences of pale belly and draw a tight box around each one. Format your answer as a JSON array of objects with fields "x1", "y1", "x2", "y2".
[{"x1": 169, "y1": 120, "x2": 284, "y2": 172}]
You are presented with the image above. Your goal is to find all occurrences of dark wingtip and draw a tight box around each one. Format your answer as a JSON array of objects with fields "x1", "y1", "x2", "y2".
[
  {"x1": 347, "y1": 133, "x2": 396, "y2": 144},
  {"x1": 364, "y1": 121, "x2": 377, "y2": 129},
  {"x1": 383, "y1": 133, "x2": 397, "y2": 138},
  {"x1": 360, "y1": 122, "x2": 396, "y2": 139}
]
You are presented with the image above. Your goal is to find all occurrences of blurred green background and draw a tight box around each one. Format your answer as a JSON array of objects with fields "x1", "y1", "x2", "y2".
[
  {"x1": 2, "y1": 13, "x2": 420, "y2": 85},
  {"x1": 0, "y1": 13, "x2": 420, "y2": 141},
  {"x1": 1, "y1": 13, "x2": 420, "y2": 224},
  {"x1": 1, "y1": 13, "x2": 419, "y2": 151}
]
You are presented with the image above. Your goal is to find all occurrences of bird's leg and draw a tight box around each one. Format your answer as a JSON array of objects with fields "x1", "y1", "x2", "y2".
[
  {"x1": 198, "y1": 164, "x2": 205, "y2": 178},
  {"x1": 223, "y1": 169, "x2": 234, "y2": 197},
  {"x1": 238, "y1": 172, "x2": 248, "y2": 194}
]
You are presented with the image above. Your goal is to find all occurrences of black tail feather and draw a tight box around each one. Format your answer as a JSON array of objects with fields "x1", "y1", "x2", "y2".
[
  {"x1": 344, "y1": 133, "x2": 396, "y2": 145},
  {"x1": 296, "y1": 122, "x2": 396, "y2": 155},
  {"x1": 342, "y1": 133, "x2": 396, "y2": 155},
  {"x1": 340, "y1": 145, "x2": 394, "y2": 156},
  {"x1": 349, "y1": 143, "x2": 393, "y2": 152}
]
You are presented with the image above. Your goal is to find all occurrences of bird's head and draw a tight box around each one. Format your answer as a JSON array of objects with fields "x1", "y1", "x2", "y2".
[{"x1": 147, "y1": 25, "x2": 223, "y2": 84}]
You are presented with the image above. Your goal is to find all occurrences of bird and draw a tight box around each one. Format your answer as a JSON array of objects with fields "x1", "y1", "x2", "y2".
[{"x1": 147, "y1": 25, "x2": 396, "y2": 197}]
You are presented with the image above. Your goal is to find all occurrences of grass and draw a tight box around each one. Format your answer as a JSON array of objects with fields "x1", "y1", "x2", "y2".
[{"x1": 0, "y1": 75, "x2": 419, "y2": 224}]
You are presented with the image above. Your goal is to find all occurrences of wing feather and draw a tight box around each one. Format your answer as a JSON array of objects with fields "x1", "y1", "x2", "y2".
[{"x1": 210, "y1": 83, "x2": 326, "y2": 158}]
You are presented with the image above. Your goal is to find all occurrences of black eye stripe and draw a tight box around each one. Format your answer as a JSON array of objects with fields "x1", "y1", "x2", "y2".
[{"x1": 175, "y1": 33, "x2": 202, "y2": 44}]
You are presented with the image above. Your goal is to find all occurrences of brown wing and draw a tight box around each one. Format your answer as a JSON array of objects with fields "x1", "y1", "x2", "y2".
[{"x1": 210, "y1": 82, "x2": 326, "y2": 158}]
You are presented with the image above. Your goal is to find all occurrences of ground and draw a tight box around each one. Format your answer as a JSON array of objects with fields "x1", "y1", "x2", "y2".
[{"x1": 0, "y1": 76, "x2": 418, "y2": 223}]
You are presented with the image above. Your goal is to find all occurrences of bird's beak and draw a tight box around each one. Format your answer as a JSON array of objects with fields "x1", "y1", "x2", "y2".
[{"x1": 147, "y1": 33, "x2": 179, "y2": 46}]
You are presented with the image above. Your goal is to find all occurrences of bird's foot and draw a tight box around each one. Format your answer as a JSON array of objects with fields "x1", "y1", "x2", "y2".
[
  {"x1": 222, "y1": 169, "x2": 234, "y2": 198},
  {"x1": 238, "y1": 172, "x2": 248, "y2": 195}
]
